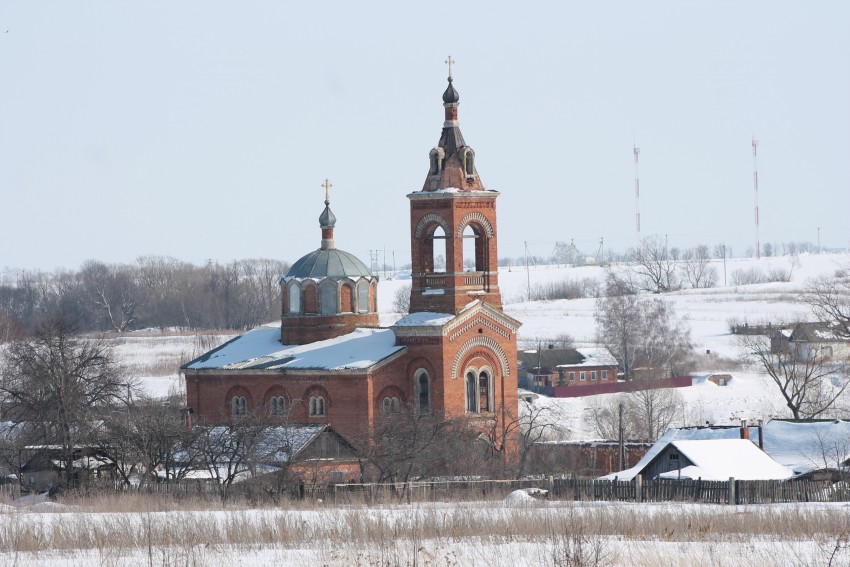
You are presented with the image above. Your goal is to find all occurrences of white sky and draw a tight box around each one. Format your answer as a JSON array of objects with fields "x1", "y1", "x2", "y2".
[{"x1": 1, "y1": 1, "x2": 848, "y2": 272}]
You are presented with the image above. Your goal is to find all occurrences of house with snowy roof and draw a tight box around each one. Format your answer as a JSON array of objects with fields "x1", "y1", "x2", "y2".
[
  {"x1": 604, "y1": 419, "x2": 850, "y2": 481},
  {"x1": 518, "y1": 347, "x2": 618, "y2": 393},
  {"x1": 181, "y1": 72, "x2": 522, "y2": 472},
  {"x1": 772, "y1": 322, "x2": 850, "y2": 362}
]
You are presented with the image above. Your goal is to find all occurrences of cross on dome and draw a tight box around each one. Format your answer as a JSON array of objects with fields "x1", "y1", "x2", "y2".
[
  {"x1": 322, "y1": 178, "x2": 333, "y2": 205},
  {"x1": 445, "y1": 55, "x2": 455, "y2": 80}
]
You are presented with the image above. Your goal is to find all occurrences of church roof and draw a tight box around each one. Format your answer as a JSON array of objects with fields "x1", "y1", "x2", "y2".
[
  {"x1": 285, "y1": 248, "x2": 373, "y2": 280},
  {"x1": 182, "y1": 326, "x2": 402, "y2": 371}
]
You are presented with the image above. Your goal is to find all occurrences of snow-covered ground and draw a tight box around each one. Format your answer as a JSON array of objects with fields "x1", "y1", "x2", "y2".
[
  {"x1": 1, "y1": 499, "x2": 848, "y2": 566},
  {"x1": 119, "y1": 252, "x2": 849, "y2": 438}
]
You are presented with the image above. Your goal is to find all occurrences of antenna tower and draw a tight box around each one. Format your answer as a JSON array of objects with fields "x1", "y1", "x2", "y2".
[
  {"x1": 633, "y1": 143, "x2": 641, "y2": 237},
  {"x1": 752, "y1": 135, "x2": 760, "y2": 260}
]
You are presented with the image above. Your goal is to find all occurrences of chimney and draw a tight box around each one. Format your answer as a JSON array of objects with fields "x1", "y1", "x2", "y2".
[
  {"x1": 757, "y1": 419, "x2": 764, "y2": 449},
  {"x1": 740, "y1": 418, "x2": 749, "y2": 440}
]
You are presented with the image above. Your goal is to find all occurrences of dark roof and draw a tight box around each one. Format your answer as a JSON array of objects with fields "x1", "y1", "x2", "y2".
[
  {"x1": 285, "y1": 248, "x2": 373, "y2": 279},
  {"x1": 518, "y1": 348, "x2": 584, "y2": 371},
  {"x1": 442, "y1": 77, "x2": 459, "y2": 103},
  {"x1": 791, "y1": 322, "x2": 848, "y2": 343},
  {"x1": 319, "y1": 204, "x2": 336, "y2": 229}
]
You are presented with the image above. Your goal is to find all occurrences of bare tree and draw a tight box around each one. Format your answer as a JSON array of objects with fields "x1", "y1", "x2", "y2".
[
  {"x1": 0, "y1": 316, "x2": 127, "y2": 489},
  {"x1": 595, "y1": 275, "x2": 692, "y2": 381},
  {"x1": 681, "y1": 245, "x2": 718, "y2": 288},
  {"x1": 392, "y1": 284, "x2": 411, "y2": 314},
  {"x1": 587, "y1": 386, "x2": 684, "y2": 442},
  {"x1": 626, "y1": 382, "x2": 684, "y2": 441},
  {"x1": 354, "y1": 408, "x2": 453, "y2": 483},
  {"x1": 807, "y1": 273, "x2": 850, "y2": 339},
  {"x1": 631, "y1": 235, "x2": 680, "y2": 293},
  {"x1": 516, "y1": 400, "x2": 564, "y2": 476},
  {"x1": 79, "y1": 260, "x2": 140, "y2": 334},
  {"x1": 194, "y1": 414, "x2": 277, "y2": 500},
  {"x1": 739, "y1": 334, "x2": 849, "y2": 419},
  {"x1": 97, "y1": 394, "x2": 196, "y2": 487}
]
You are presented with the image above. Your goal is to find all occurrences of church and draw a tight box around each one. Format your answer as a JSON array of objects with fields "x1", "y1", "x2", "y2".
[{"x1": 182, "y1": 68, "x2": 521, "y2": 467}]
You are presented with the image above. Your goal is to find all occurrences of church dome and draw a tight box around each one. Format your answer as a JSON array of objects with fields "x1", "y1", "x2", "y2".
[
  {"x1": 442, "y1": 77, "x2": 459, "y2": 104},
  {"x1": 286, "y1": 248, "x2": 373, "y2": 279}
]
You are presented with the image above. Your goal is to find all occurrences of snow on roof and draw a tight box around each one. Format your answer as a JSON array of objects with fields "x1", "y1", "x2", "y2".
[
  {"x1": 393, "y1": 312, "x2": 455, "y2": 327},
  {"x1": 183, "y1": 327, "x2": 403, "y2": 371},
  {"x1": 555, "y1": 347, "x2": 618, "y2": 368},
  {"x1": 604, "y1": 419, "x2": 850, "y2": 480},
  {"x1": 661, "y1": 439, "x2": 792, "y2": 481}
]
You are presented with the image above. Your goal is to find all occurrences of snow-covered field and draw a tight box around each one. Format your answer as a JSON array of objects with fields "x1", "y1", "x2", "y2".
[{"x1": 2, "y1": 498, "x2": 849, "y2": 566}]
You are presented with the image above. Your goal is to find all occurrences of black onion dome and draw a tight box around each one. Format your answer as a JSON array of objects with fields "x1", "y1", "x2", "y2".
[
  {"x1": 285, "y1": 249, "x2": 373, "y2": 279},
  {"x1": 319, "y1": 205, "x2": 336, "y2": 229},
  {"x1": 442, "y1": 77, "x2": 459, "y2": 104}
]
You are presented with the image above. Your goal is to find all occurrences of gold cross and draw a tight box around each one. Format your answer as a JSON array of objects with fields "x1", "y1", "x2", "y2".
[
  {"x1": 445, "y1": 55, "x2": 455, "y2": 79},
  {"x1": 322, "y1": 178, "x2": 333, "y2": 205}
]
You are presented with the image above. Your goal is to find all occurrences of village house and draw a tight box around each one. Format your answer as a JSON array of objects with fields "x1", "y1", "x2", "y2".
[
  {"x1": 517, "y1": 347, "x2": 618, "y2": 394},
  {"x1": 772, "y1": 322, "x2": 850, "y2": 362},
  {"x1": 604, "y1": 419, "x2": 850, "y2": 482}
]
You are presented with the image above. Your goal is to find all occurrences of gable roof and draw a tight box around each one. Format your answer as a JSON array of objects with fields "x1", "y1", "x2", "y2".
[
  {"x1": 657, "y1": 439, "x2": 792, "y2": 481},
  {"x1": 791, "y1": 322, "x2": 849, "y2": 343},
  {"x1": 392, "y1": 299, "x2": 521, "y2": 337},
  {"x1": 604, "y1": 419, "x2": 850, "y2": 480},
  {"x1": 518, "y1": 347, "x2": 617, "y2": 371},
  {"x1": 182, "y1": 326, "x2": 404, "y2": 372}
]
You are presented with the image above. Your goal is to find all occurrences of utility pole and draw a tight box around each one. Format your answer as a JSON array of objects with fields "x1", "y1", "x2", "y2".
[
  {"x1": 818, "y1": 227, "x2": 821, "y2": 254},
  {"x1": 752, "y1": 135, "x2": 761, "y2": 259},
  {"x1": 524, "y1": 241, "x2": 531, "y2": 302},
  {"x1": 634, "y1": 141, "x2": 641, "y2": 241}
]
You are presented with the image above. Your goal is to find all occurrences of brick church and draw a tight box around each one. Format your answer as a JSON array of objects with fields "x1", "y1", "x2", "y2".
[{"x1": 182, "y1": 69, "x2": 521, "y2": 462}]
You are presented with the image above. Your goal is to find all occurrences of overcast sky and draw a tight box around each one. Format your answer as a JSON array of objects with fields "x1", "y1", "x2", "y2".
[{"x1": 1, "y1": 1, "x2": 848, "y2": 273}]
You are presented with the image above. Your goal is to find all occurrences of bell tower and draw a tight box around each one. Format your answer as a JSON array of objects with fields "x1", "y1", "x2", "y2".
[{"x1": 408, "y1": 60, "x2": 503, "y2": 315}]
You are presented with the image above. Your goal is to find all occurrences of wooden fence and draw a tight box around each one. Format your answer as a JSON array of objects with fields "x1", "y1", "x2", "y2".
[
  {"x1": 8, "y1": 477, "x2": 847, "y2": 506},
  {"x1": 550, "y1": 477, "x2": 847, "y2": 505}
]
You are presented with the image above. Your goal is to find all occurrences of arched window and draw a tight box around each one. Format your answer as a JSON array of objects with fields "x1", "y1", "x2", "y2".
[
  {"x1": 231, "y1": 396, "x2": 247, "y2": 417},
  {"x1": 309, "y1": 396, "x2": 326, "y2": 417},
  {"x1": 462, "y1": 225, "x2": 476, "y2": 272},
  {"x1": 464, "y1": 368, "x2": 493, "y2": 413},
  {"x1": 465, "y1": 371, "x2": 477, "y2": 413},
  {"x1": 304, "y1": 284, "x2": 317, "y2": 314},
  {"x1": 320, "y1": 283, "x2": 337, "y2": 316},
  {"x1": 288, "y1": 284, "x2": 300, "y2": 314},
  {"x1": 431, "y1": 226, "x2": 446, "y2": 274},
  {"x1": 357, "y1": 280, "x2": 370, "y2": 313},
  {"x1": 268, "y1": 396, "x2": 287, "y2": 416},
  {"x1": 462, "y1": 147, "x2": 475, "y2": 176},
  {"x1": 478, "y1": 370, "x2": 491, "y2": 412},
  {"x1": 381, "y1": 396, "x2": 400, "y2": 415},
  {"x1": 429, "y1": 147, "x2": 444, "y2": 175},
  {"x1": 340, "y1": 282, "x2": 354, "y2": 313},
  {"x1": 415, "y1": 369, "x2": 430, "y2": 413}
]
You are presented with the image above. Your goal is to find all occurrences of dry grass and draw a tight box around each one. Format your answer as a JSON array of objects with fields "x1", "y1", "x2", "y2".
[{"x1": 1, "y1": 495, "x2": 850, "y2": 566}]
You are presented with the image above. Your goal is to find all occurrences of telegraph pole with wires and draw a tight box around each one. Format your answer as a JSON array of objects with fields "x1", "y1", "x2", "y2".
[{"x1": 752, "y1": 135, "x2": 761, "y2": 259}]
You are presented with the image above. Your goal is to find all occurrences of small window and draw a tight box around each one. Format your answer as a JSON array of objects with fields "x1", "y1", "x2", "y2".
[
  {"x1": 569, "y1": 372, "x2": 575, "y2": 382},
  {"x1": 590, "y1": 371, "x2": 597, "y2": 381},
  {"x1": 231, "y1": 396, "x2": 247, "y2": 417},
  {"x1": 309, "y1": 396, "x2": 326, "y2": 417},
  {"x1": 268, "y1": 396, "x2": 286, "y2": 416},
  {"x1": 669, "y1": 453, "x2": 679, "y2": 461},
  {"x1": 580, "y1": 372, "x2": 586, "y2": 381},
  {"x1": 602, "y1": 370, "x2": 609, "y2": 381},
  {"x1": 382, "y1": 396, "x2": 400, "y2": 415}
]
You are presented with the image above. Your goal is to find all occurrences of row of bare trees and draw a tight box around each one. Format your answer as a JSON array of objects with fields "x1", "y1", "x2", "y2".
[{"x1": 0, "y1": 256, "x2": 289, "y2": 338}]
